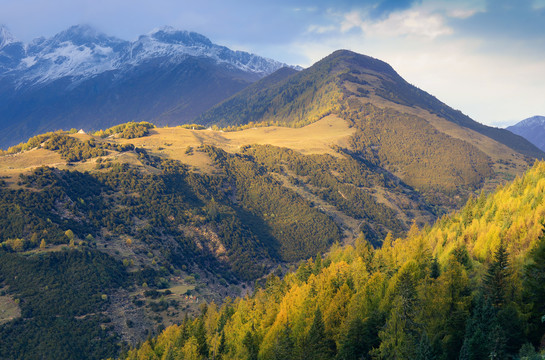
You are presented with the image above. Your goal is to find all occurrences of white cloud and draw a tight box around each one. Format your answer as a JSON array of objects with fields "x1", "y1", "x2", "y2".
[
  {"x1": 340, "y1": 11, "x2": 364, "y2": 33},
  {"x1": 306, "y1": 24, "x2": 337, "y2": 34},
  {"x1": 447, "y1": 8, "x2": 478, "y2": 19},
  {"x1": 285, "y1": 0, "x2": 545, "y2": 127},
  {"x1": 533, "y1": 0, "x2": 545, "y2": 9},
  {"x1": 334, "y1": 6, "x2": 453, "y2": 39},
  {"x1": 382, "y1": 43, "x2": 545, "y2": 127},
  {"x1": 359, "y1": 10, "x2": 453, "y2": 39}
]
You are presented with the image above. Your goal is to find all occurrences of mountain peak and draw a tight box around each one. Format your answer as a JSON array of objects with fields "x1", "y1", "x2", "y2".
[
  {"x1": 57, "y1": 24, "x2": 99, "y2": 39},
  {"x1": 321, "y1": 49, "x2": 398, "y2": 77},
  {"x1": 51, "y1": 24, "x2": 123, "y2": 47},
  {"x1": 508, "y1": 115, "x2": 545, "y2": 130},
  {"x1": 148, "y1": 26, "x2": 212, "y2": 47},
  {"x1": 0, "y1": 24, "x2": 18, "y2": 49},
  {"x1": 519, "y1": 115, "x2": 545, "y2": 126},
  {"x1": 507, "y1": 115, "x2": 545, "y2": 152}
]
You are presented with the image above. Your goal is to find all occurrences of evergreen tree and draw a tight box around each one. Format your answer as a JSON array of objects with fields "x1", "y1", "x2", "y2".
[
  {"x1": 163, "y1": 345, "x2": 176, "y2": 360},
  {"x1": 415, "y1": 331, "x2": 434, "y2": 360},
  {"x1": 194, "y1": 319, "x2": 209, "y2": 358},
  {"x1": 523, "y1": 229, "x2": 545, "y2": 346},
  {"x1": 518, "y1": 343, "x2": 541, "y2": 360},
  {"x1": 217, "y1": 331, "x2": 227, "y2": 359},
  {"x1": 304, "y1": 308, "x2": 336, "y2": 360},
  {"x1": 175, "y1": 314, "x2": 190, "y2": 348},
  {"x1": 377, "y1": 265, "x2": 420, "y2": 359},
  {"x1": 430, "y1": 257, "x2": 440, "y2": 279},
  {"x1": 313, "y1": 253, "x2": 323, "y2": 275},
  {"x1": 459, "y1": 296, "x2": 501, "y2": 360},
  {"x1": 243, "y1": 328, "x2": 260, "y2": 360},
  {"x1": 271, "y1": 323, "x2": 294, "y2": 360},
  {"x1": 487, "y1": 321, "x2": 507, "y2": 360},
  {"x1": 483, "y1": 240, "x2": 510, "y2": 308},
  {"x1": 336, "y1": 313, "x2": 382, "y2": 360},
  {"x1": 296, "y1": 261, "x2": 312, "y2": 282}
]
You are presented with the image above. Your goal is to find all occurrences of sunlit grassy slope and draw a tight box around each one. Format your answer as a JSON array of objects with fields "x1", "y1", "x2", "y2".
[{"x1": 0, "y1": 115, "x2": 354, "y2": 180}]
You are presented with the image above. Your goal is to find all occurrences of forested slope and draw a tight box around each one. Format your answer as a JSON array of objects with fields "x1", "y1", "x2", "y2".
[
  {"x1": 0, "y1": 121, "x2": 434, "y2": 358},
  {"x1": 123, "y1": 161, "x2": 545, "y2": 360}
]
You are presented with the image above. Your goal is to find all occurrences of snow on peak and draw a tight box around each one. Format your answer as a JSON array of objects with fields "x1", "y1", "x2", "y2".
[
  {"x1": 51, "y1": 24, "x2": 125, "y2": 48},
  {"x1": 126, "y1": 26, "x2": 285, "y2": 75},
  {"x1": 13, "y1": 25, "x2": 126, "y2": 85},
  {"x1": 59, "y1": 24, "x2": 99, "y2": 38},
  {"x1": 3, "y1": 24, "x2": 294, "y2": 86},
  {"x1": 0, "y1": 25, "x2": 18, "y2": 49},
  {"x1": 148, "y1": 27, "x2": 213, "y2": 46}
]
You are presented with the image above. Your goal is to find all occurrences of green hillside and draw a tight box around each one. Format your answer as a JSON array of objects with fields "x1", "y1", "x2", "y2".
[
  {"x1": 198, "y1": 50, "x2": 543, "y2": 158},
  {"x1": 123, "y1": 160, "x2": 545, "y2": 360},
  {"x1": 196, "y1": 53, "x2": 345, "y2": 128},
  {"x1": 196, "y1": 49, "x2": 543, "y2": 211},
  {"x1": 0, "y1": 121, "x2": 433, "y2": 358}
]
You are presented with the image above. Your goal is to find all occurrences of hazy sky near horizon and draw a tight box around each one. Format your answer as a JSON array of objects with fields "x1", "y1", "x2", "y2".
[{"x1": 1, "y1": 0, "x2": 544, "y2": 127}]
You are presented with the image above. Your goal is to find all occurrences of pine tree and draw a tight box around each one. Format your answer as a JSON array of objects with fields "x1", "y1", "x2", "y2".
[
  {"x1": 484, "y1": 240, "x2": 510, "y2": 308},
  {"x1": 430, "y1": 257, "x2": 440, "y2": 279},
  {"x1": 415, "y1": 331, "x2": 434, "y2": 360},
  {"x1": 194, "y1": 319, "x2": 209, "y2": 358},
  {"x1": 304, "y1": 308, "x2": 335, "y2": 360},
  {"x1": 271, "y1": 323, "x2": 294, "y2": 360},
  {"x1": 336, "y1": 313, "x2": 382, "y2": 360},
  {"x1": 175, "y1": 313, "x2": 190, "y2": 348},
  {"x1": 242, "y1": 327, "x2": 260, "y2": 360},
  {"x1": 313, "y1": 253, "x2": 323, "y2": 275},
  {"x1": 523, "y1": 229, "x2": 545, "y2": 345},
  {"x1": 459, "y1": 296, "x2": 501, "y2": 360},
  {"x1": 377, "y1": 265, "x2": 420, "y2": 359},
  {"x1": 163, "y1": 345, "x2": 176, "y2": 360},
  {"x1": 217, "y1": 331, "x2": 227, "y2": 360}
]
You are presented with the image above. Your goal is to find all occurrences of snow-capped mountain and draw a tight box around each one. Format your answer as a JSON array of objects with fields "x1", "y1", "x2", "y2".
[
  {"x1": 507, "y1": 116, "x2": 545, "y2": 152},
  {"x1": 0, "y1": 25, "x2": 17, "y2": 48},
  {"x1": 1, "y1": 24, "x2": 289, "y2": 87},
  {"x1": 0, "y1": 25, "x2": 297, "y2": 148}
]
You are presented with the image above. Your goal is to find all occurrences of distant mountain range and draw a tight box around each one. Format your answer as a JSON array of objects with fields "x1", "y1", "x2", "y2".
[
  {"x1": 0, "y1": 24, "x2": 296, "y2": 148},
  {"x1": 507, "y1": 115, "x2": 545, "y2": 152}
]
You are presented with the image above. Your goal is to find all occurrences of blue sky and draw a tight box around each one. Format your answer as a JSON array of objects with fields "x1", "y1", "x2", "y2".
[{"x1": 1, "y1": 0, "x2": 544, "y2": 127}]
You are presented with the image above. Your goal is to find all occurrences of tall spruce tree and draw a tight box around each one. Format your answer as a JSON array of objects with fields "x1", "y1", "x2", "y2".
[
  {"x1": 272, "y1": 323, "x2": 294, "y2": 360},
  {"x1": 483, "y1": 240, "x2": 510, "y2": 308},
  {"x1": 459, "y1": 296, "x2": 497, "y2": 360},
  {"x1": 243, "y1": 327, "x2": 260, "y2": 360},
  {"x1": 523, "y1": 229, "x2": 545, "y2": 347},
  {"x1": 304, "y1": 308, "x2": 336, "y2": 360},
  {"x1": 194, "y1": 319, "x2": 209, "y2": 358}
]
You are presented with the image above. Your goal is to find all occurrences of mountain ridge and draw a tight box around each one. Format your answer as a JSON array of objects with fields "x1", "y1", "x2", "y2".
[
  {"x1": 0, "y1": 24, "x2": 293, "y2": 85},
  {"x1": 197, "y1": 49, "x2": 543, "y2": 211},
  {"x1": 507, "y1": 115, "x2": 545, "y2": 152},
  {"x1": 199, "y1": 49, "x2": 543, "y2": 159}
]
